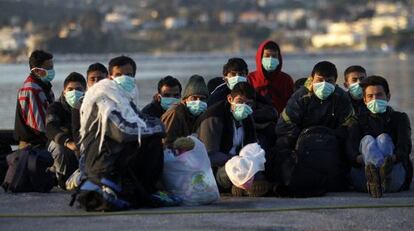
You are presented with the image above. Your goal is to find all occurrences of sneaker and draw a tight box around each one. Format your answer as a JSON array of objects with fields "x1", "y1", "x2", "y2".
[
  {"x1": 246, "y1": 180, "x2": 270, "y2": 197},
  {"x1": 365, "y1": 164, "x2": 382, "y2": 198},
  {"x1": 380, "y1": 156, "x2": 393, "y2": 193},
  {"x1": 77, "y1": 180, "x2": 130, "y2": 212},
  {"x1": 66, "y1": 169, "x2": 83, "y2": 191}
]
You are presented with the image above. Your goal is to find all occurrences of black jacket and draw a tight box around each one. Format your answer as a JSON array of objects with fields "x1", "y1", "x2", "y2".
[
  {"x1": 207, "y1": 83, "x2": 277, "y2": 151},
  {"x1": 82, "y1": 101, "x2": 165, "y2": 182},
  {"x1": 142, "y1": 100, "x2": 165, "y2": 118},
  {"x1": 346, "y1": 107, "x2": 413, "y2": 190},
  {"x1": 207, "y1": 83, "x2": 228, "y2": 107},
  {"x1": 348, "y1": 92, "x2": 366, "y2": 116},
  {"x1": 196, "y1": 101, "x2": 257, "y2": 167},
  {"x1": 45, "y1": 95, "x2": 74, "y2": 146},
  {"x1": 276, "y1": 85, "x2": 354, "y2": 154}
]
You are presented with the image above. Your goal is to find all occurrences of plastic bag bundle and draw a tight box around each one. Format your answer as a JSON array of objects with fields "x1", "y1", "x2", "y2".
[
  {"x1": 163, "y1": 136, "x2": 219, "y2": 205},
  {"x1": 225, "y1": 143, "x2": 266, "y2": 188}
]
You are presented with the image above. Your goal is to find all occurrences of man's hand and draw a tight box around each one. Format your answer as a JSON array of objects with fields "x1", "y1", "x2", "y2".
[{"x1": 65, "y1": 141, "x2": 78, "y2": 152}]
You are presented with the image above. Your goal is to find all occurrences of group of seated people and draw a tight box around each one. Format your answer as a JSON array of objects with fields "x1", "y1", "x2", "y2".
[{"x1": 12, "y1": 40, "x2": 412, "y2": 211}]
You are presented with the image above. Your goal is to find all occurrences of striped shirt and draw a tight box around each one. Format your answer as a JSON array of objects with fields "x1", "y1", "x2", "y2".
[{"x1": 17, "y1": 75, "x2": 54, "y2": 133}]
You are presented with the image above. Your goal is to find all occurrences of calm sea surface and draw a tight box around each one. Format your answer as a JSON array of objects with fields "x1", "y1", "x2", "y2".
[{"x1": 0, "y1": 52, "x2": 413, "y2": 131}]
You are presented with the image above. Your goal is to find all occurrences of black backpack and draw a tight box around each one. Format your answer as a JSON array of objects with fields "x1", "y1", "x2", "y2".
[
  {"x1": 0, "y1": 141, "x2": 12, "y2": 183},
  {"x1": 281, "y1": 126, "x2": 344, "y2": 197},
  {"x1": 2, "y1": 146, "x2": 55, "y2": 193}
]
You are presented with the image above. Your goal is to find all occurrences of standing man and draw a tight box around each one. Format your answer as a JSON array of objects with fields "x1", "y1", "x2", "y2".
[
  {"x1": 248, "y1": 40, "x2": 294, "y2": 114},
  {"x1": 15, "y1": 50, "x2": 55, "y2": 149},
  {"x1": 142, "y1": 76, "x2": 182, "y2": 118}
]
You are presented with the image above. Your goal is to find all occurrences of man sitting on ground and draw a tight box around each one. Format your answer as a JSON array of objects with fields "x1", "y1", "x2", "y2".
[
  {"x1": 161, "y1": 75, "x2": 209, "y2": 148},
  {"x1": 197, "y1": 82, "x2": 269, "y2": 197},
  {"x1": 347, "y1": 76, "x2": 412, "y2": 198},
  {"x1": 142, "y1": 76, "x2": 182, "y2": 118},
  {"x1": 77, "y1": 56, "x2": 178, "y2": 211},
  {"x1": 273, "y1": 61, "x2": 354, "y2": 196},
  {"x1": 46, "y1": 72, "x2": 86, "y2": 189}
]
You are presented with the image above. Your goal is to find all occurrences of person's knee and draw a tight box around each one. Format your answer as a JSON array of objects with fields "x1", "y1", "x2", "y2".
[
  {"x1": 376, "y1": 133, "x2": 394, "y2": 156},
  {"x1": 359, "y1": 135, "x2": 376, "y2": 152}
]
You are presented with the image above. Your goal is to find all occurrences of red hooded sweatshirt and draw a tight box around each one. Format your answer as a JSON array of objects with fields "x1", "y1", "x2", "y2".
[{"x1": 248, "y1": 40, "x2": 294, "y2": 113}]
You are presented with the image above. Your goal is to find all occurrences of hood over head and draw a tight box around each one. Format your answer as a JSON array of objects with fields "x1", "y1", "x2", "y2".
[{"x1": 255, "y1": 40, "x2": 283, "y2": 79}]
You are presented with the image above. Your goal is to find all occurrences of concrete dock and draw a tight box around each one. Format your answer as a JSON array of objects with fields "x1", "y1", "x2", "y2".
[{"x1": 1, "y1": 183, "x2": 414, "y2": 231}]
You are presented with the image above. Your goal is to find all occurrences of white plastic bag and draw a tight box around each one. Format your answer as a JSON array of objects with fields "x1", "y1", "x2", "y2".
[
  {"x1": 225, "y1": 143, "x2": 266, "y2": 188},
  {"x1": 163, "y1": 136, "x2": 220, "y2": 205}
]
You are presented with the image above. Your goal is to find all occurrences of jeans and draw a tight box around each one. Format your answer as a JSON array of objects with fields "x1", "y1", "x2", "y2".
[
  {"x1": 359, "y1": 133, "x2": 394, "y2": 167},
  {"x1": 47, "y1": 141, "x2": 79, "y2": 181},
  {"x1": 350, "y1": 133, "x2": 405, "y2": 192}
]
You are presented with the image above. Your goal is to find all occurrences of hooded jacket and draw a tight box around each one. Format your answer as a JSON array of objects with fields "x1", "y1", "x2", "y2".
[{"x1": 248, "y1": 40, "x2": 294, "y2": 114}]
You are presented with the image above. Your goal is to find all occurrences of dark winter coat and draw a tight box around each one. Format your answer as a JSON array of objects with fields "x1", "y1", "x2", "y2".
[
  {"x1": 346, "y1": 107, "x2": 413, "y2": 191},
  {"x1": 196, "y1": 101, "x2": 257, "y2": 167}
]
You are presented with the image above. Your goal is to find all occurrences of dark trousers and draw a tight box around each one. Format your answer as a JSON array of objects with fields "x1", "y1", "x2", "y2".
[{"x1": 84, "y1": 135, "x2": 164, "y2": 207}]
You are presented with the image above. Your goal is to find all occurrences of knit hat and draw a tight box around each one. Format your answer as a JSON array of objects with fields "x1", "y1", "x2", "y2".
[{"x1": 182, "y1": 75, "x2": 209, "y2": 99}]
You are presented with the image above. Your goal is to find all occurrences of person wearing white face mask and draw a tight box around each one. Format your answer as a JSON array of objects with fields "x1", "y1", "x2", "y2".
[
  {"x1": 208, "y1": 58, "x2": 249, "y2": 107},
  {"x1": 15, "y1": 50, "x2": 56, "y2": 149},
  {"x1": 343, "y1": 65, "x2": 367, "y2": 115},
  {"x1": 197, "y1": 82, "x2": 270, "y2": 197},
  {"x1": 347, "y1": 76, "x2": 412, "y2": 198},
  {"x1": 271, "y1": 61, "x2": 354, "y2": 197},
  {"x1": 45, "y1": 72, "x2": 86, "y2": 189},
  {"x1": 161, "y1": 75, "x2": 209, "y2": 149},
  {"x1": 248, "y1": 40, "x2": 294, "y2": 114},
  {"x1": 142, "y1": 76, "x2": 182, "y2": 118},
  {"x1": 77, "y1": 56, "x2": 180, "y2": 211},
  {"x1": 208, "y1": 58, "x2": 278, "y2": 156}
]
